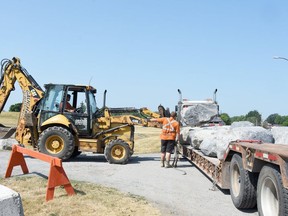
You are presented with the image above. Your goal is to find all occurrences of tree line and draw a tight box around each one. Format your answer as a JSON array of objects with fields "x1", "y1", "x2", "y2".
[
  {"x1": 8, "y1": 103, "x2": 288, "y2": 127},
  {"x1": 220, "y1": 110, "x2": 288, "y2": 127},
  {"x1": 9, "y1": 103, "x2": 22, "y2": 112}
]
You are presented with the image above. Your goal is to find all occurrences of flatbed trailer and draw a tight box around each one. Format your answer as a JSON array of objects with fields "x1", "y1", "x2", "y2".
[{"x1": 179, "y1": 140, "x2": 288, "y2": 216}]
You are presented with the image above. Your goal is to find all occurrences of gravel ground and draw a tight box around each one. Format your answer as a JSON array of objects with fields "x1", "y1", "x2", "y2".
[{"x1": 0, "y1": 150, "x2": 259, "y2": 216}]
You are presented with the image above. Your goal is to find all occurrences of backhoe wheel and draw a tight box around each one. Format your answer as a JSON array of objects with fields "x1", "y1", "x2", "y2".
[
  {"x1": 104, "y1": 139, "x2": 130, "y2": 164},
  {"x1": 230, "y1": 154, "x2": 257, "y2": 209},
  {"x1": 70, "y1": 147, "x2": 82, "y2": 158},
  {"x1": 257, "y1": 165, "x2": 288, "y2": 216},
  {"x1": 38, "y1": 126, "x2": 75, "y2": 161}
]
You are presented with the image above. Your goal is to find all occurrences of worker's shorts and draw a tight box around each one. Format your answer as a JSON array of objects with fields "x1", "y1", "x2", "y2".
[{"x1": 161, "y1": 140, "x2": 175, "y2": 154}]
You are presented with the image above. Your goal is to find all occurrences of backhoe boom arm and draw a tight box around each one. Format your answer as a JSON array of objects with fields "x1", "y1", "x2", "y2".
[{"x1": 0, "y1": 57, "x2": 44, "y2": 144}]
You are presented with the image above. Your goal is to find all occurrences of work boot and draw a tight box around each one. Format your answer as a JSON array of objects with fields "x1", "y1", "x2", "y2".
[
  {"x1": 160, "y1": 160, "x2": 165, "y2": 167},
  {"x1": 165, "y1": 161, "x2": 172, "y2": 168}
]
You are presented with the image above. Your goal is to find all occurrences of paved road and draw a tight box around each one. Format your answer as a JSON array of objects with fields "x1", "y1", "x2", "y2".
[{"x1": 0, "y1": 150, "x2": 258, "y2": 216}]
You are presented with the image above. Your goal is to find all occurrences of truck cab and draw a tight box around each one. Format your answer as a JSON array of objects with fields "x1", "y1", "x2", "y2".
[{"x1": 176, "y1": 89, "x2": 221, "y2": 127}]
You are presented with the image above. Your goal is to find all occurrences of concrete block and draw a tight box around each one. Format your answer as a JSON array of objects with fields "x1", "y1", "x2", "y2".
[{"x1": 0, "y1": 184, "x2": 24, "y2": 216}]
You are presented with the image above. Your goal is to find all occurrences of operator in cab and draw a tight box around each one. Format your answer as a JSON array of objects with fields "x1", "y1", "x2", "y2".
[{"x1": 59, "y1": 94, "x2": 75, "y2": 112}]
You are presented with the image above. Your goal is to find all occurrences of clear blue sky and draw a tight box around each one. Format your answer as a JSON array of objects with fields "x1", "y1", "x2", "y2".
[{"x1": 1, "y1": 0, "x2": 288, "y2": 119}]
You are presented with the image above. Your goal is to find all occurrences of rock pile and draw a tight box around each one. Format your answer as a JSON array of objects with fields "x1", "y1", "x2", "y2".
[{"x1": 180, "y1": 121, "x2": 288, "y2": 159}]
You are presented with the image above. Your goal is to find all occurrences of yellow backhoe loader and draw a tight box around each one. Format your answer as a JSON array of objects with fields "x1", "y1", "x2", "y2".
[{"x1": 0, "y1": 57, "x2": 147, "y2": 164}]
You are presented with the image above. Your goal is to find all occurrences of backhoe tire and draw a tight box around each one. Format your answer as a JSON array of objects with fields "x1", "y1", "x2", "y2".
[
  {"x1": 257, "y1": 165, "x2": 288, "y2": 216},
  {"x1": 104, "y1": 139, "x2": 130, "y2": 164},
  {"x1": 70, "y1": 147, "x2": 82, "y2": 158},
  {"x1": 38, "y1": 126, "x2": 75, "y2": 161},
  {"x1": 230, "y1": 154, "x2": 257, "y2": 209}
]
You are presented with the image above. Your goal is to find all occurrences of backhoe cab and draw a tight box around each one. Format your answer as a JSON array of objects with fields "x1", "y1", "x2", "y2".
[{"x1": 0, "y1": 57, "x2": 140, "y2": 164}]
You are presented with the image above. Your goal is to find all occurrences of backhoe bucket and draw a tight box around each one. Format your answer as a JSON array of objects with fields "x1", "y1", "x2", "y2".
[{"x1": 0, "y1": 126, "x2": 16, "y2": 139}]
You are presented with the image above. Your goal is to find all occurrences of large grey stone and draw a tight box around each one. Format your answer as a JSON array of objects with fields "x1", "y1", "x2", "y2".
[
  {"x1": 198, "y1": 126, "x2": 237, "y2": 159},
  {"x1": 0, "y1": 138, "x2": 17, "y2": 150},
  {"x1": 181, "y1": 103, "x2": 218, "y2": 126},
  {"x1": 230, "y1": 121, "x2": 254, "y2": 128},
  {"x1": 0, "y1": 184, "x2": 24, "y2": 216},
  {"x1": 179, "y1": 126, "x2": 193, "y2": 145},
  {"x1": 188, "y1": 126, "x2": 226, "y2": 149},
  {"x1": 271, "y1": 126, "x2": 288, "y2": 144},
  {"x1": 232, "y1": 126, "x2": 274, "y2": 143}
]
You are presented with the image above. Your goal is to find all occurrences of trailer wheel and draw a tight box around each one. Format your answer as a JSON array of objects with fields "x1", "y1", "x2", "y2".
[
  {"x1": 230, "y1": 154, "x2": 257, "y2": 209},
  {"x1": 104, "y1": 139, "x2": 130, "y2": 164},
  {"x1": 257, "y1": 165, "x2": 288, "y2": 216},
  {"x1": 38, "y1": 126, "x2": 75, "y2": 161}
]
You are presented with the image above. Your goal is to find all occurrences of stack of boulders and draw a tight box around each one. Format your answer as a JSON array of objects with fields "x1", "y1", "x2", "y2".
[
  {"x1": 179, "y1": 104, "x2": 288, "y2": 159},
  {"x1": 180, "y1": 122, "x2": 288, "y2": 160}
]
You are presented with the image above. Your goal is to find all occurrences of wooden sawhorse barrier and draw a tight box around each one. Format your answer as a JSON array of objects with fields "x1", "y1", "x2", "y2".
[{"x1": 5, "y1": 145, "x2": 75, "y2": 201}]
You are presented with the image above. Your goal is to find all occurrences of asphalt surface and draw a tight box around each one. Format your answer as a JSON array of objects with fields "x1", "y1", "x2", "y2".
[{"x1": 0, "y1": 150, "x2": 259, "y2": 216}]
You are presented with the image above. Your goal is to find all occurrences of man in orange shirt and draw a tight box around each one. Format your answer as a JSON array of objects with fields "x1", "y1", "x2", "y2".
[{"x1": 149, "y1": 111, "x2": 180, "y2": 168}]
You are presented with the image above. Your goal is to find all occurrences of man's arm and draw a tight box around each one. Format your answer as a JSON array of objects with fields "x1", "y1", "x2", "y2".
[
  {"x1": 64, "y1": 102, "x2": 76, "y2": 112},
  {"x1": 149, "y1": 118, "x2": 157, "y2": 122}
]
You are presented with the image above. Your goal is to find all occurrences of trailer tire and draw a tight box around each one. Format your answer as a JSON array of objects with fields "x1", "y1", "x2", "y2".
[
  {"x1": 230, "y1": 154, "x2": 257, "y2": 209},
  {"x1": 38, "y1": 126, "x2": 75, "y2": 161},
  {"x1": 257, "y1": 165, "x2": 288, "y2": 216},
  {"x1": 104, "y1": 139, "x2": 130, "y2": 164}
]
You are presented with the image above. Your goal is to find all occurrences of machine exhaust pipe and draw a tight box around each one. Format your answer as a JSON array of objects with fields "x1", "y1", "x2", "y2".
[
  {"x1": 176, "y1": 89, "x2": 183, "y2": 122},
  {"x1": 213, "y1": 88, "x2": 220, "y2": 116},
  {"x1": 177, "y1": 89, "x2": 182, "y2": 102},
  {"x1": 213, "y1": 89, "x2": 217, "y2": 103},
  {"x1": 103, "y1": 90, "x2": 107, "y2": 107}
]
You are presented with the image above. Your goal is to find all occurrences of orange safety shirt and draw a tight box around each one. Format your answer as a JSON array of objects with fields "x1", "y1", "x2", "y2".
[{"x1": 155, "y1": 117, "x2": 180, "y2": 140}]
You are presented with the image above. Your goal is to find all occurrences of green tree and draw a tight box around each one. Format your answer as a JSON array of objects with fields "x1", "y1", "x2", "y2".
[
  {"x1": 275, "y1": 115, "x2": 284, "y2": 125},
  {"x1": 80, "y1": 101, "x2": 87, "y2": 113},
  {"x1": 265, "y1": 113, "x2": 280, "y2": 125},
  {"x1": 282, "y1": 116, "x2": 288, "y2": 126},
  {"x1": 220, "y1": 113, "x2": 231, "y2": 125},
  {"x1": 246, "y1": 116, "x2": 257, "y2": 126},
  {"x1": 9, "y1": 103, "x2": 22, "y2": 112},
  {"x1": 230, "y1": 115, "x2": 246, "y2": 123},
  {"x1": 246, "y1": 110, "x2": 261, "y2": 126}
]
